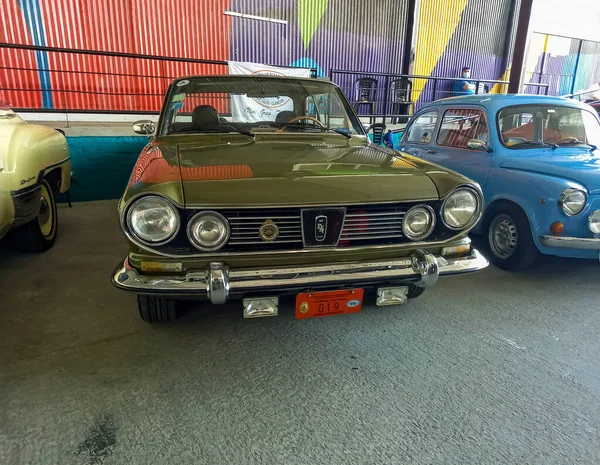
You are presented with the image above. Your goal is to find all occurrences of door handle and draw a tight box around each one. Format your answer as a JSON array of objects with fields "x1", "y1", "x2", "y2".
[{"x1": 427, "y1": 149, "x2": 437, "y2": 154}]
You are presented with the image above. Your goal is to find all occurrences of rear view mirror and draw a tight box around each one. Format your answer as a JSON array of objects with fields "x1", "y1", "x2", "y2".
[
  {"x1": 467, "y1": 139, "x2": 492, "y2": 152},
  {"x1": 133, "y1": 120, "x2": 155, "y2": 135}
]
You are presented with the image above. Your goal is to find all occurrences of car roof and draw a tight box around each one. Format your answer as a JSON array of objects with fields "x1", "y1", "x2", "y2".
[
  {"x1": 427, "y1": 93, "x2": 592, "y2": 113},
  {"x1": 174, "y1": 74, "x2": 325, "y2": 84}
]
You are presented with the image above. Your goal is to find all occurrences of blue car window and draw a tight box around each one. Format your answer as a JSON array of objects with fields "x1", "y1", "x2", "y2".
[
  {"x1": 437, "y1": 108, "x2": 489, "y2": 148},
  {"x1": 498, "y1": 104, "x2": 600, "y2": 149},
  {"x1": 405, "y1": 110, "x2": 438, "y2": 144}
]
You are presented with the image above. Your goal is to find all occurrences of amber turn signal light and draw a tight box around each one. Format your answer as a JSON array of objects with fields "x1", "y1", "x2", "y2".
[{"x1": 550, "y1": 221, "x2": 564, "y2": 235}]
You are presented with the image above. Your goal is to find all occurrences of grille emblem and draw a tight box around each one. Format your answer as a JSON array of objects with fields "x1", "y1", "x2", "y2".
[
  {"x1": 259, "y1": 219, "x2": 279, "y2": 242},
  {"x1": 315, "y1": 215, "x2": 328, "y2": 242}
]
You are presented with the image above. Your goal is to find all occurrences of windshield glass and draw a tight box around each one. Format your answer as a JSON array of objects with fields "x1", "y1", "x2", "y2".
[
  {"x1": 498, "y1": 104, "x2": 600, "y2": 149},
  {"x1": 160, "y1": 76, "x2": 363, "y2": 136}
]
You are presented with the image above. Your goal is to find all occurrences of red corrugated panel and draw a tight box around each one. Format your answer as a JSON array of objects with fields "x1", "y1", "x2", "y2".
[
  {"x1": 0, "y1": 0, "x2": 41, "y2": 107},
  {"x1": 2, "y1": 0, "x2": 231, "y2": 111}
]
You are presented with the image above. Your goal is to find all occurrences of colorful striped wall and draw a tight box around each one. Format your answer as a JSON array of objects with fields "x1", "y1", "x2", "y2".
[
  {"x1": 1, "y1": 0, "x2": 527, "y2": 112},
  {"x1": 525, "y1": 33, "x2": 600, "y2": 97}
]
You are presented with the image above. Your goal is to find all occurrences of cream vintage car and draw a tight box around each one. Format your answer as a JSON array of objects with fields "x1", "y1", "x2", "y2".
[{"x1": 0, "y1": 100, "x2": 71, "y2": 252}]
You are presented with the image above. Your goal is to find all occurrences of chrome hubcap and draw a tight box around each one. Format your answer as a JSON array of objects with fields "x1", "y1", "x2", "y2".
[
  {"x1": 489, "y1": 214, "x2": 517, "y2": 259},
  {"x1": 38, "y1": 196, "x2": 50, "y2": 226}
]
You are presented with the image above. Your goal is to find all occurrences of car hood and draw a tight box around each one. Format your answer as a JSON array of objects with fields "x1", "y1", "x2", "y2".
[
  {"x1": 173, "y1": 139, "x2": 444, "y2": 207},
  {"x1": 500, "y1": 149, "x2": 600, "y2": 194}
]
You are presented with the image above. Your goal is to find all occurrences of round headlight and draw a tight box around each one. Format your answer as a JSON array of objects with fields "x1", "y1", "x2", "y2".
[
  {"x1": 589, "y1": 210, "x2": 600, "y2": 234},
  {"x1": 442, "y1": 188, "x2": 480, "y2": 230},
  {"x1": 402, "y1": 205, "x2": 435, "y2": 241},
  {"x1": 127, "y1": 196, "x2": 179, "y2": 244},
  {"x1": 187, "y1": 211, "x2": 230, "y2": 251},
  {"x1": 559, "y1": 188, "x2": 587, "y2": 216}
]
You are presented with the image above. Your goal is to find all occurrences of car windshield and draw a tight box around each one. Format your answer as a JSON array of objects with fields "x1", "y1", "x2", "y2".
[
  {"x1": 498, "y1": 104, "x2": 600, "y2": 150},
  {"x1": 159, "y1": 76, "x2": 363, "y2": 137}
]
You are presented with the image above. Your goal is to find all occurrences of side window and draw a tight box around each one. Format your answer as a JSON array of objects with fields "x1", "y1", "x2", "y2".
[
  {"x1": 437, "y1": 108, "x2": 489, "y2": 148},
  {"x1": 405, "y1": 110, "x2": 438, "y2": 144}
]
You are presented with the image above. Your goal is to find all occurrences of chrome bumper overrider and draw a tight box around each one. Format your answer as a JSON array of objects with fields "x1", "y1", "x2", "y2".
[
  {"x1": 112, "y1": 248, "x2": 488, "y2": 304},
  {"x1": 540, "y1": 235, "x2": 600, "y2": 250}
]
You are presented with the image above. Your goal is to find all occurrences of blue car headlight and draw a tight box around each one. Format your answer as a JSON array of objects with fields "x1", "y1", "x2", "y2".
[
  {"x1": 558, "y1": 188, "x2": 587, "y2": 216},
  {"x1": 589, "y1": 210, "x2": 600, "y2": 234}
]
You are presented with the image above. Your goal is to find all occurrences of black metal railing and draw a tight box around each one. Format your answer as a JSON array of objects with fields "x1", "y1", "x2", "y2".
[
  {"x1": 0, "y1": 42, "x2": 317, "y2": 115},
  {"x1": 330, "y1": 69, "x2": 549, "y2": 124}
]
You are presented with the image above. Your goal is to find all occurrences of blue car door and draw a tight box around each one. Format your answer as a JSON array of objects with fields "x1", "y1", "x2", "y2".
[{"x1": 423, "y1": 107, "x2": 494, "y2": 187}]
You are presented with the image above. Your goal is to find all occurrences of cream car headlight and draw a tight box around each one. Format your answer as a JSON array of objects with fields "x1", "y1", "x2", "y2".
[
  {"x1": 187, "y1": 211, "x2": 230, "y2": 251},
  {"x1": 589, "y1": 210, "x2": 600, "y2": 234},
  {"x1": 441, "y1": 188, "x2": 480, "y2": 230},
  {"x1": 126, "y1": 196, "x2": 179, "y2": 244},
  {"x1": 558, "y1": 188, "x2": 587, "y2": 216},
  {"x1": 402, "y1": 205, "x2": 435, "y2": 241}
]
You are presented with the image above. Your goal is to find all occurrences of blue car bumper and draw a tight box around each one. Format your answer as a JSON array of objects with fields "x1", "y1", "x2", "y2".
[{"x1": 540, "y1": 235, "x2": 600, "y2": 259}]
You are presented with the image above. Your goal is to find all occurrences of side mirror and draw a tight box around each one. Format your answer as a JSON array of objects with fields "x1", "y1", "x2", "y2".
[
  {"x1": 467, "y1": 139, "x2": 492, "y2": 152},
  {"x1": 133, "y1": 120, "x2": 155, "y2": 135}
]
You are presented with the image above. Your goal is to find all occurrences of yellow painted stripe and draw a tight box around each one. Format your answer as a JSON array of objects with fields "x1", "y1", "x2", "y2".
[
  {"x1": 491, "y1": 68, "x2": 510, "y2": 94},
  {"x1": 412, "y1": 0, "x2": 470, "y2": 103}
]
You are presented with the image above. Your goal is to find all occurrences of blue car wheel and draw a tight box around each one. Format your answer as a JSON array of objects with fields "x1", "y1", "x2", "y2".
[{"x1": 485, "y1": 203, "x2": 538, "y2": 270}]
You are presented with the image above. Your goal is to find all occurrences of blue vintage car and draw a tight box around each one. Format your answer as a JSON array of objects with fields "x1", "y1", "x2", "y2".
[{"x1": 398, "y1": 94, "x2": 600, "y2": 270}]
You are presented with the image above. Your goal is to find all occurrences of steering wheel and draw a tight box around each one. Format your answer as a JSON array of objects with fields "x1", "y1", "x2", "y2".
[
  {"x1": 279, "y1": 116, "x2": 326, "y2": 132},
  {"x1": 555, "y1": 136, "x2": 579, "y2": 144}
]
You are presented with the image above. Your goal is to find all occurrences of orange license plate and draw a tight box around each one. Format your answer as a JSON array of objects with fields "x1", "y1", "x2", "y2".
[{"x1": 295, "y1": 289, "x2": 364, "y2": 319}]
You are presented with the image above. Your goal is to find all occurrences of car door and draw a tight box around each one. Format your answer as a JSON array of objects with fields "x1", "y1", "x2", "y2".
[
  {"x1": 425, "y1": 106, "x2": 494, "y2": 187},
  {"x1": 398, "y1": 109, "x2": 439, "y2": 158}
]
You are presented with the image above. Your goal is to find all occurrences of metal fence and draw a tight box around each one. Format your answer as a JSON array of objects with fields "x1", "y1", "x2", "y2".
[
  {"x1": 1, "y1": 42, "x2": 549, "y2": 123},
  {"x1": 330, "y1": 69, "x2": 549, "y2": 124},
  {"x1": 0, "y1": 42, "x2": 319, "y2": 114}
]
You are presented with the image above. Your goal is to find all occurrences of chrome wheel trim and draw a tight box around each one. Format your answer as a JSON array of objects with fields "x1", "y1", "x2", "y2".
[
  {"x1": 38, "y1": 184, "x2": 54, "y2": 238},
  {"x1": 489, "y1": 213, "x2": 517, "y2": 259}
]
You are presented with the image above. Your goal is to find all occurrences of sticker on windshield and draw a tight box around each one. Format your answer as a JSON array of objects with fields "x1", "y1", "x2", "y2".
[
  {"x1": 171, "y1": 102, "x2": 184, "y2": 110},
  {"x1": 176, "y1": 79, "x2": 190, "y2": 87},
  {"x1": 172, "y1": 93, "x2": 185, "y2": 103}
]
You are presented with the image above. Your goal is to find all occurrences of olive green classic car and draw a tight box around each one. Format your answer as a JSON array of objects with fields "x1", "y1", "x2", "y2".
[
  {"x1": 0, "y1": 100, "x2": 71, "y2": 252},
  {"x1": 112, "y1": 75, "x2": 488, "y2": 323}
]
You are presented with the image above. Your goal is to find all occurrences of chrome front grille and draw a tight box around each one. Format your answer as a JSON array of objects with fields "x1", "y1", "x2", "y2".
[
  {"x1": 340, "y1": 205, "x2": 406, "y2": 242},
  {"x1": 159, "y1": 203, "x2": 432, "y2": 255},
  {"x1": 224, "y1": 209, "x2": 303, "y2": 247}
]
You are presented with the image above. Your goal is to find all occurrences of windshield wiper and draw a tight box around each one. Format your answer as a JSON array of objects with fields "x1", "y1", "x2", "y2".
[
  {"x1": 512, "y1": 140, "x2": 558, "y2": 150},
  {"x1": 282, "y1": 123, "x2": 352, "y2": 139},
  {"x1": 557, "y1": 139, "x2": 597, "y2": 151}
]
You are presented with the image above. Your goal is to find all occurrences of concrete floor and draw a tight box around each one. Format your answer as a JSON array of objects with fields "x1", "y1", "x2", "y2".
[{"x1": 1, "y1": 200, "x2": 599, "y2": 465}]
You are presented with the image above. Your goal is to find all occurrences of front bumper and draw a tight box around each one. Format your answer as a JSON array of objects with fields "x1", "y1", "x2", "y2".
[
  {"x1": 540, "y1": 235, "x2": 600, "y2": 250},
  {"x1": 11, "y1": 183, "x2": 42, "y2": 228},
  {"x1": 112, "y1": 248, "x2": 488, "y2": 304}
]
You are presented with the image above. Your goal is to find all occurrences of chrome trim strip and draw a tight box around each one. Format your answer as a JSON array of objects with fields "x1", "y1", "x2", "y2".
[
  {"x1": 228, "y1": 239, "x2": 303, "y2": 245},
  {"x1": 184, "y1": 199, "x2": 439, "y2": 209},
  {"x1": 540, "y1": 235, "x2": 600, "y2": 250},
  {"x1": 340, "y1": 232, "x2": 404, "y2": 239},
  {"x1": 345, "y1": 212, "x2": 406, "y2": 218},
  {"x1": 133, "y1": 235, "x2": 472, "y2": 259},
  {"x1": 111, "y1": 248, "x2": 488, "y2": 300}
]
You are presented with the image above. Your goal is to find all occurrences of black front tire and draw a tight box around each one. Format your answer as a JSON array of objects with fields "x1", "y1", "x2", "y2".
[
  {"x1": 485, "y1": 203, "x2": 538, "y2": 271},
  {"x1": 14, "y1": 179, "x2": 58, "y2": 253},
  {"x1": 137, "y1": 295, "x2": 178, "y2": 323},
  {"x1": 407, "y1": 285, "x2": 426, "y2": 299}
]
